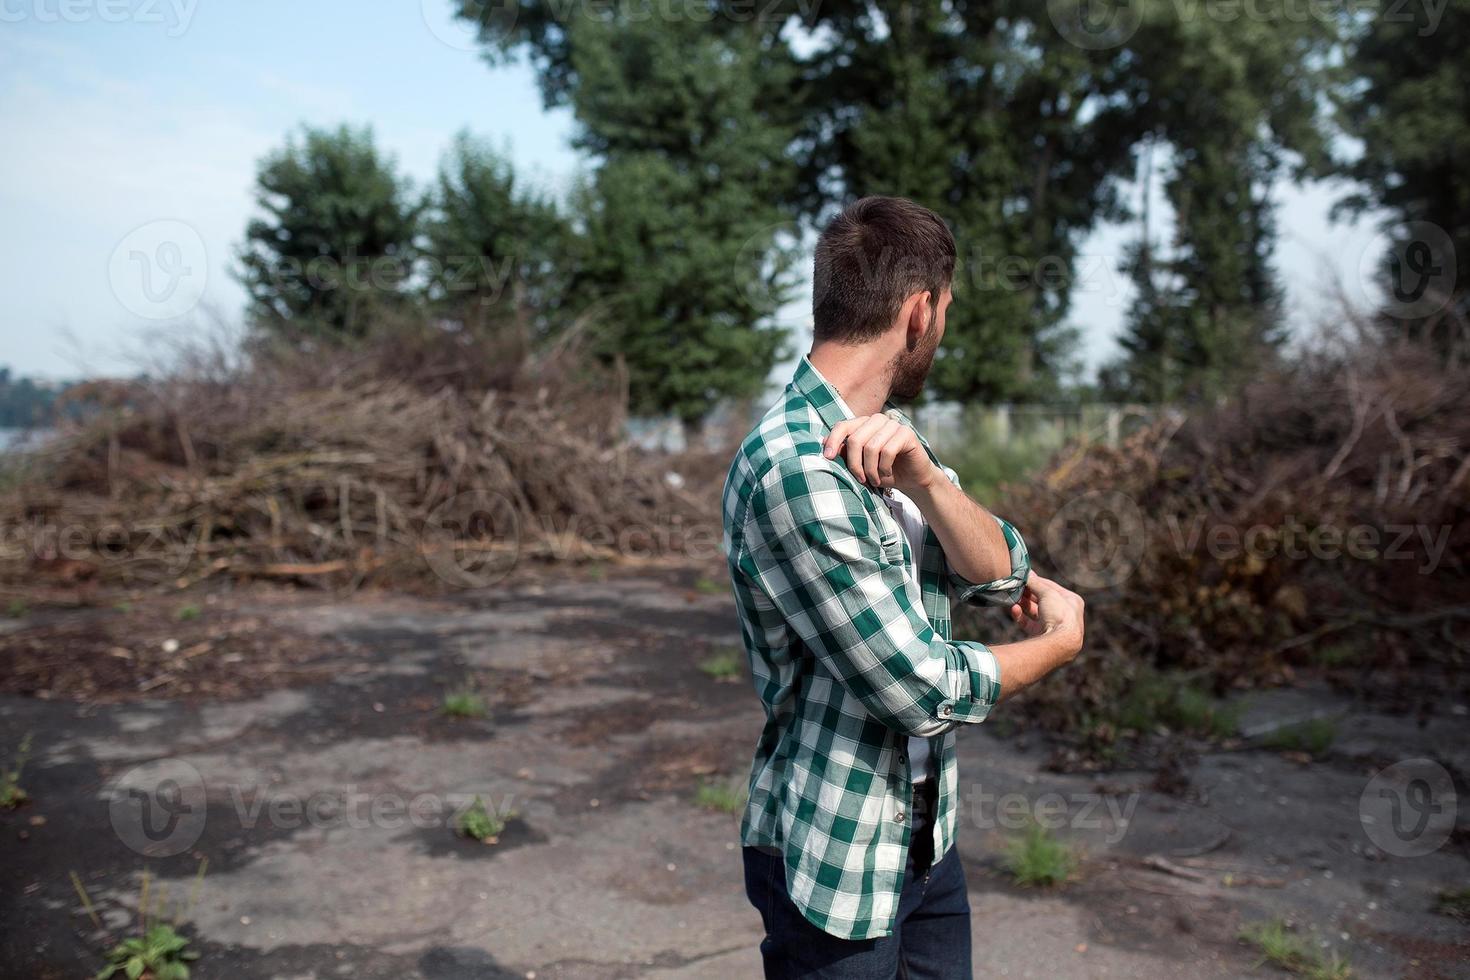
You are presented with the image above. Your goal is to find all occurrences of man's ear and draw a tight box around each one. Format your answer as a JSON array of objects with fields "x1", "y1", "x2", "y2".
[{"x1": 904, "y1": 290, "x2": 933, "y2": 350}]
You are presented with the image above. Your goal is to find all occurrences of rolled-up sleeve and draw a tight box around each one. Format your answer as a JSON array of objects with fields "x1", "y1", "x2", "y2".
[
  {"x1": 938, "y1": 465, "x2": 1030, "y2": 607},
  {"x1": 737, "y1": 456, "x2": 1002, "y2": 735}
]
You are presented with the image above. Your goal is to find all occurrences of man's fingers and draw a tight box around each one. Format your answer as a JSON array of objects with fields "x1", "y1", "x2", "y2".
[
  {"x1": 833, "y1": 415, "x2": 888, "y2": 483},
  {"x1": 822, "y1": 420, "x2": 861, "y2": 459},
  {"x1": 843, "y1": 416, "x2": 887, "y2": 483},
  {"x1": 862, "y1": 420, "x2": 902, "y2": 486}
]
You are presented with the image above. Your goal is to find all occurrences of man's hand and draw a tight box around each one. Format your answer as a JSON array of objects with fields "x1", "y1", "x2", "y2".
[
  {"x1": 822, "y1": 414, "x2": 938, "y2": 496},
  {"x1": 1008, "y1": 573, "x2": 1085, "y2": 655},
  {"x1": 990, "y1": 573, "x2": 1085, "y2": 701}
]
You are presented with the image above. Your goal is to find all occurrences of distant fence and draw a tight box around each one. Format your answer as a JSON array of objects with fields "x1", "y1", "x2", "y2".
[
  {"x1": 626, "y1": 402, "x2": 1175, "y2": 455},
  {"x1": 916, "y1": 402, "x2": 1173, "y2": 454}
]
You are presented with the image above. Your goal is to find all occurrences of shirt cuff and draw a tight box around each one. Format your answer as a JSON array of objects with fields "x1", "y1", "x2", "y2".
[
  {"x1": 946, "y1": 640, "x2": 1002, "y2": 723},
  {"x1": 951, "y1": 515, "x2": 1031, "y2": 607}
]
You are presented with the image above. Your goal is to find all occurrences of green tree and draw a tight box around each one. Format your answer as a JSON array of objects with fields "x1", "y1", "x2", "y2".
[
  {"x1": 238, "y1": 124, "x2": 424, "y2": 342},
  {"x1": 787, "y1": 1, "x2": 1140, "y2": 402},
  {"x1": 423, "y1": 131, "x2": 571, "y2": 339},
  {"x1": 1104, "y1": 2, "x2": 1335, "y2": 401},
  {"x1": 0, "y1": 368, "x2": 62, "y2": 429},
  {"x1": 468, "y1": 7, "x2": 803, "y2": 424},
  {"x1": 1335, "y1": 0, "x2": 1469, "y2": 344},
  {"x1": 465, "y1": 0, "x2": 1338, "y2": 407}
]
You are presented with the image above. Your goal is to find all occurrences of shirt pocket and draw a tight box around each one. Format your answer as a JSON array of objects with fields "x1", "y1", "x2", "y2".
[{"x1": 873, "y1": 503, "x2": 907, "y2": 565}]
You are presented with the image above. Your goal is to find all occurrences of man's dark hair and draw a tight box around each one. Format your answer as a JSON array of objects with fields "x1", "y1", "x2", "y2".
[{"x1": 811, "y1": 196, "x2": 956, "y2": 344}]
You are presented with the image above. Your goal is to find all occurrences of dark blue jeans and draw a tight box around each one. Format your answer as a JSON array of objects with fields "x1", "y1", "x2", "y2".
[{"x1": 743, "y1": 781, "x2": 973, "y2": 979}]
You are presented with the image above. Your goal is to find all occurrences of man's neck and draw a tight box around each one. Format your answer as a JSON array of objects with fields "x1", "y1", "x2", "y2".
[{"x1": 808, "y1": 342, "x2": 893, "y2": 418}]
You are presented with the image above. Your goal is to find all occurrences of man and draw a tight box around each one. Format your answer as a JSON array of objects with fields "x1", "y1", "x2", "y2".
[{"x1": 721, "y1": 196, "x2": 1086, "y2": 978}]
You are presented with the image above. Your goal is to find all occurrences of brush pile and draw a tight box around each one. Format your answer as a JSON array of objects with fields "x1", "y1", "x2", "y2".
[
  {"x1": 1, "y1": 325, "x2": 710, "y2": 591},
  {"x1": 966, "y1": 335, "x2": 1470, "y2": 739}
]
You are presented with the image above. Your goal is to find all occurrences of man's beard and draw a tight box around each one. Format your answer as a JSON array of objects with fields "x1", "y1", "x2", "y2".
[{"x1": 889, "y1": 315, "x2": 941, "y2": 401}]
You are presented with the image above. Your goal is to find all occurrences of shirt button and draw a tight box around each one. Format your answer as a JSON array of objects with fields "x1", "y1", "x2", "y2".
[
  {"x1": 939, "y1": 704, "x2": 953, "y2": 717},
  {"x1": 894, "y1": 811, "x2": 906, "y2": 824}
]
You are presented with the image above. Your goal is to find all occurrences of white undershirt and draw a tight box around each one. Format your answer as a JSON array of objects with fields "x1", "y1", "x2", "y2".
[{"x1": 879, "y1": 487, "x2": 933, "y2": 783}]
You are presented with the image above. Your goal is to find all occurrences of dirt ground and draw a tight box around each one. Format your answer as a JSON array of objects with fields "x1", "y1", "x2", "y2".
[{"x1": 1, "y1": 572, "x2": 1467, "y2": 978}]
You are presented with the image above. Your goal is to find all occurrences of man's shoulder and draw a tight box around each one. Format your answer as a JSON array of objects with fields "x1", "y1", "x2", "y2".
[{"x1": 722, "y1": 391, "x2": 861, "y2": 517}]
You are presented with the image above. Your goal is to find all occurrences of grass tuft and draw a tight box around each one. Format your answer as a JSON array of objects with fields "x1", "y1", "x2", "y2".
[
  {"x1": 442, "y1": 689, "x2": 488, "y2": 719},
  {"x1": 175, "y1": 604, "x2": 202, "y2": 622},
  {"x1": 457, "y1": 795, "x2": 509, "y2": 843},
  {"x1": 1261, "y1": 717, "x2": 1337, "y2": 756},
  {"x1": 1, "y1": 732, "x2": 33, "y2": 809},
  {"x1": 1436, "y1": 887, "x2": 1470, "y2": 920},
  {"x1": 1003, "y1": 824, "x2": 1075, "y2": 887},
  {"x1": 1116, "y1": 669, "x2": 1238, "y2": 738},
  {"x1": 694, "y1": 779, "x2": 747, "y2": 814},
  {"x1": 1239, "y1": 919, "x2": 1353, "y2": 979},
  {"x1": 698, "y1": 648, "x2": 743, "y2": 682}
]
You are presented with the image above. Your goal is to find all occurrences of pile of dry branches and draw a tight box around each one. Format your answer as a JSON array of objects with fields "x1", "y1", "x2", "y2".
[
  {"x1": 970, "y1": 334, "x2": 1470, "y2": 736},
  {"x1": 1, "y1": 326, "x2": 709, "y2": 591}
]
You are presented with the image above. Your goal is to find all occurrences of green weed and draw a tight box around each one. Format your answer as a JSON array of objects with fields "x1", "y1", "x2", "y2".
[
  {"x1": 1239, "y1": 919, "x2": 1352, "y2": 979},
  {"x1": 457, "y1": 795, "x2": 509, "y2": 843},
  {"x1": 442, "y1": 690, "x2": 488, "y2": 719},
  {"x1": 699, "y1": 648, "x2": 743, "y2": 682},
  {"x1": 694, "y1": 779, "x2": 746, "y2": 814},
  {"x1": 1003, "y1": 824, "x2": 1075, "y2": 887}
]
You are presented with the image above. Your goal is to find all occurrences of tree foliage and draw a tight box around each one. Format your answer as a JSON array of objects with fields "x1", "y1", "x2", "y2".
[
  {"x1": 1102, "y1": 2, "x2": 1336, "y2": 402},
  {"x1": 423, "y1": 130, "x2": 572, "y2": 339},
  {"x1": 237, "y1": 124, "x2": 424, "y2": 343},
  {"x1": 1334, "y1": 0, "x2": 1469, "y2": 345},
  {"x1": 463, "y1": 0, "x2": 1345, "y2": 408},
  {"x1": 493, "y1": 8, "x2": 804, "y2": 424}
]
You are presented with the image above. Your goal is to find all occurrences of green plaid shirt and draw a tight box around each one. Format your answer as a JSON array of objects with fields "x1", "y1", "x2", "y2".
[{"x1": 721, "y1": 355, "x2": 1030, "y2": 940}]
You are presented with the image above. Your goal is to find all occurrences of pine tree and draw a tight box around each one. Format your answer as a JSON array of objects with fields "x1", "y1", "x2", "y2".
[{"x1": 237, "y1": 124, "x2": 424, "y2": 342}]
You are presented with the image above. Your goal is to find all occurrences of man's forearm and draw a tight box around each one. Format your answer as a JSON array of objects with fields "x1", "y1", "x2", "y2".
[
  {"x1": 906, "y1": 467, "x2": 1012, "y2": 583},
  {"x1": 987, "y1": 628, "x2": 1079, "y2": 702}
]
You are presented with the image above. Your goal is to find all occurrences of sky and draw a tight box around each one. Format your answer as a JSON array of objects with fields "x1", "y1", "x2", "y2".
[{"x1": 1, "y1": 1, "x2": 1387, "y2": 385}]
